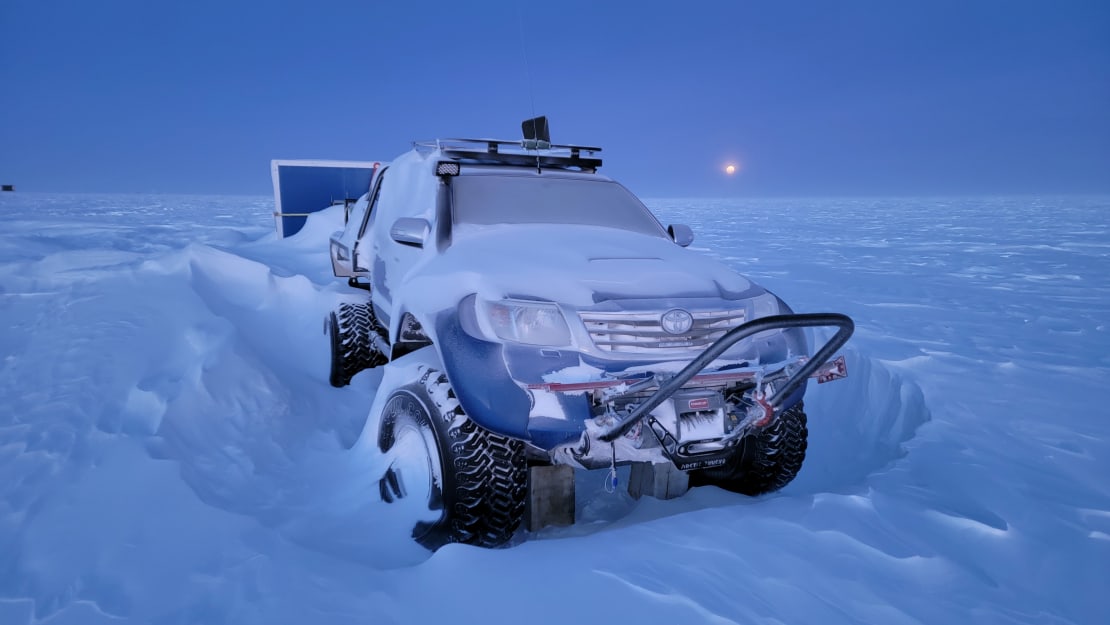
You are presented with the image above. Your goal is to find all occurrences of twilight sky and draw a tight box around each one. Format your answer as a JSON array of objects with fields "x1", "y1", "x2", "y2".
[{"x1": 1, "y1": 0, "x2": 1107, "y2": 196}]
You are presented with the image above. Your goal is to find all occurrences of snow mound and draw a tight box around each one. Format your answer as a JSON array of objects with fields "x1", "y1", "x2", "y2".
[
  {"x1": 796, "y1": 346, "x2": 931, "y2": 492},
  {"x1": 1, "y1": 192, "x2": 1106, "y2": 624}
]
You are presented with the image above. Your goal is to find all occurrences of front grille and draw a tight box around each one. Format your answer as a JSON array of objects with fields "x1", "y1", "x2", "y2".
[{"x1": 580, "y1": 308, "x2": 747, "y2": 354}]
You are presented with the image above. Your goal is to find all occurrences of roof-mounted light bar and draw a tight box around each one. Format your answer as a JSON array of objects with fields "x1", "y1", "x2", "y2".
[{"x1": 436, "y1": 161, "x2": 461, "y2": 176}]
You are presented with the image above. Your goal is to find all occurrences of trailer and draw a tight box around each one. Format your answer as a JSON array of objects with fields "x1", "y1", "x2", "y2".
[{"x1": 269, "y1": 159, "x2": 384, "y2": 238}]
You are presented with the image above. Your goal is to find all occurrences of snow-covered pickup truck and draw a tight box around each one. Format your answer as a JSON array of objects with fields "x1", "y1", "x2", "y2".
[{"x1": 306, "y1": 118, "x2": 853, "y2": 550}]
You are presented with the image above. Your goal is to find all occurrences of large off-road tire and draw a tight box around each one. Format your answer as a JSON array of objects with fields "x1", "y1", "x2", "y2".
[
  {"x1": 377, "y1": 366, "x2": 527, "y2": 550},
  {"x1": 691, "y1": 402, "x2": 808, "y2": 496},
  {"x1": 328, "y1": 302, "x2": 387, "y2": 387}
]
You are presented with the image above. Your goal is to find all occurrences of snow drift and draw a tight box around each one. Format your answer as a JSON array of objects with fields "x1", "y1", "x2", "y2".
[{"x1": 0, "y1": 192, "x2": 1106, "y2": 624}]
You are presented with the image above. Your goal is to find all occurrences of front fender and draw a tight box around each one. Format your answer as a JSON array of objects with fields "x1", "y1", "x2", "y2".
[{"x1": 432, "y1": 312, "x2": 532, "y2": 440}]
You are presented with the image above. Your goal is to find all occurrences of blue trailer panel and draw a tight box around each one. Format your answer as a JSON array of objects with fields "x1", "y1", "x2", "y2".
[{"x1": 270, "y1": 159, "x2": 382, "y2": 238}]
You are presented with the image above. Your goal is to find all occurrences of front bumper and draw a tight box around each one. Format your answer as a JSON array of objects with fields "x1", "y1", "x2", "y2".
[{"x1": 436, "y1": 311, "x2": 854, "y2": 456}]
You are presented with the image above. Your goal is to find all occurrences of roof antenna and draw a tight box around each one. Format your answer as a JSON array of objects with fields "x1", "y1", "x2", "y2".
[
  {"x1": 516, "y1": 3, "x2": 538, "y2": 122},
  {"x1": 517, "y1": 3, "x2": 545, "y2": 173}
]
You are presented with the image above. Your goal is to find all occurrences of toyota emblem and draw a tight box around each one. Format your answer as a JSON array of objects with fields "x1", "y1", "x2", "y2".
[{"x1": 660, "y1": 309, "x2": 694, "y2": 335}]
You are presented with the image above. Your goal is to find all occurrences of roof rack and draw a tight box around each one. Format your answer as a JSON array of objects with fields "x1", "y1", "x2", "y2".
[{"x1": 413, "y1": 138, "x2": 603, "y2": 172}]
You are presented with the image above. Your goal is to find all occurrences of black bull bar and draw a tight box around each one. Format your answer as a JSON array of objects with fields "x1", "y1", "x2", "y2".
[{"x1": 597, "y1": 313, "x2": 855, "y2": 443}]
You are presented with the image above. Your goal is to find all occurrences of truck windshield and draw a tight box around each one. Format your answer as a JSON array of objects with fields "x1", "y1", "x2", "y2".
[{"x1": 450, "y1": 175, "x2": 667, "y2": 237}]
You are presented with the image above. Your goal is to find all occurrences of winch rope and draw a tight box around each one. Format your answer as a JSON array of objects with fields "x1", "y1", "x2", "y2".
[{"x1": 603, "y1": 442, "x2": 619, "y2": 494}]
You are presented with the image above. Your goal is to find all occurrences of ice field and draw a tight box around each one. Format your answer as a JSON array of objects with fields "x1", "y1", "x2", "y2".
[{"x1": 0, "y1": 192, "x2": 1107, "y2": 624}]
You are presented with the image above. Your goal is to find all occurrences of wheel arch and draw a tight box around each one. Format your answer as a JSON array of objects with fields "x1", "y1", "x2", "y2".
[{"x1": 428, "y1": 310, "x2": 532, "y2": 440}]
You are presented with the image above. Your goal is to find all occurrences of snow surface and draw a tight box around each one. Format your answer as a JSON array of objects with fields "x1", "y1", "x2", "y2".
[{"x1": 1, "y1": 192, "x2": 1108, "y2": 624}]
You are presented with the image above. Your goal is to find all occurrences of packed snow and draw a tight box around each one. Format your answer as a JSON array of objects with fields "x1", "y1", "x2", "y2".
[{"x1": 0, "y1": 192, "x2": 1107, "y2": 624}]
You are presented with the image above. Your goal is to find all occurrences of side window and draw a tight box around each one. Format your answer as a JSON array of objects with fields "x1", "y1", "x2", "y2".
[{"x1": 358, "y1": 167, "x2": 388, "y2": 239}]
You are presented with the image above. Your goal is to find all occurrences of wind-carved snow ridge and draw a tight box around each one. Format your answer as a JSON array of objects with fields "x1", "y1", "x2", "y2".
[{"x1": 792, "y1": 346, "x2": 931, "y2": 493}]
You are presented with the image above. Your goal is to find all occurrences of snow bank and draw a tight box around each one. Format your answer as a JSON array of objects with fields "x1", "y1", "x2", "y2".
[{"x1": 0, "y1": 192, "x2": 1106, "y2": 624}]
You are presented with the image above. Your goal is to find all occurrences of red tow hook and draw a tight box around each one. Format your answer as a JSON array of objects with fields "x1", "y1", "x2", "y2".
[{"x1": 749, "y1": 389, "x2": 775, "y2": 428}]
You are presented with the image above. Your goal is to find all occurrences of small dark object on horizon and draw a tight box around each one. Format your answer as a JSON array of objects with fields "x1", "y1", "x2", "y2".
[{"x1": 1, "y1": 185, "x2": 13, "y2": 192}]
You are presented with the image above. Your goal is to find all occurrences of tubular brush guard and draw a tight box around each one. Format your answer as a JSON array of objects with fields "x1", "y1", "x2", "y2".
[{"x1": 597, "y1": 313, "x2": 855, "y2": 443}]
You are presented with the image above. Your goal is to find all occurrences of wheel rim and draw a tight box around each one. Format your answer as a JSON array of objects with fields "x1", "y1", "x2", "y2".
[{"x1": 381, "y1": 393, "x2": 445, "y2": 528}]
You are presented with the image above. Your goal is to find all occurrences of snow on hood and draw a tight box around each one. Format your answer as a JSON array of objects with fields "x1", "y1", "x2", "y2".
[{"x1": 397, "y1": 224, "x2": 757, "y2": 316}]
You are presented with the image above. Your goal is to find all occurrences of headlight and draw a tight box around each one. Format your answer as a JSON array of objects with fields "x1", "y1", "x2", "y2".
[
  {"x1": 749, "y1": 292, "x2": 781, "y2": 318},
  {"x1": 483, "y1": 299, "x2": 572, "y2": 346}
]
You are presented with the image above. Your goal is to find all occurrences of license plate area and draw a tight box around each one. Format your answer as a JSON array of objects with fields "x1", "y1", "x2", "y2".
[{"x1": 674, "y1": 454, "x2": 730, "y2": 472}]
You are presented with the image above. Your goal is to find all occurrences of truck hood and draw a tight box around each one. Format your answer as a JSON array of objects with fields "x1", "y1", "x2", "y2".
[{"x1": 397, "y1": 224, "x2": 757, "y2": 313}]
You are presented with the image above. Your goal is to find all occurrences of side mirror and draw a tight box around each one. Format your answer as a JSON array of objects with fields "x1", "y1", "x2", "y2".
[
  {"x1": 390, "y1": 217, "x2": 430, "y2": 248},
  {"x1": 668, "y1": 224, "x2": 694, "y2": 247}
]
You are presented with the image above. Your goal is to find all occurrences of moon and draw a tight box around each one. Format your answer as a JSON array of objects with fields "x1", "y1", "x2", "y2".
[{"x1": 725, "y1": 164, "x2": 737, "y2": 175}]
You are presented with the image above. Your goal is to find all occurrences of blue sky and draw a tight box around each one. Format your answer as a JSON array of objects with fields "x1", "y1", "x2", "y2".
[{"x1": 1, "y1": 0, "x2": 1107, "y2": 196}]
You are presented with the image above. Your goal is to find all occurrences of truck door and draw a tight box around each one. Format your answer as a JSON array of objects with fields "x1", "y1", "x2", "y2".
[
  {"x1": 353, "y1": 167, "x2": 387, "y2": 277},
  {"x1": 368, "y1": 168, "x2": 436, "y2": 328}
]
